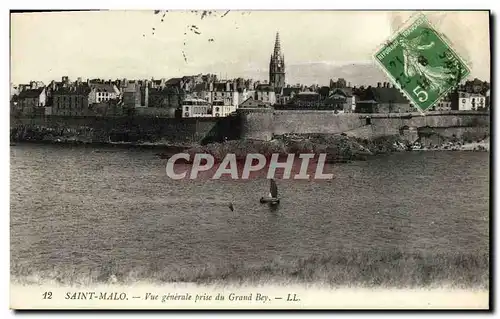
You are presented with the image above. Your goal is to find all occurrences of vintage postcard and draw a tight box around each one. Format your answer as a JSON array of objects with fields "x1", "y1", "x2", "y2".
[{"x1": 9, "y1": 9, "x2": 490, "y2": 310}]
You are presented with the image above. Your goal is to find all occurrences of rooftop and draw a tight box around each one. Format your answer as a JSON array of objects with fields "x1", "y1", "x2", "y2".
[
  {"x1": 282, "y1": 87, "x2": 301, "y2": 97},
  {"x1": 183, "y1": 98, "x2": 209, "y2": 103},
  {"x1": 255, "y1": 84, "x2": 274, "y2": 92},
  {"x1": 17, "y1": 87, "x2": 45, "y2": 99},
  {"x1": 297, "y1": 91, "x2": 319, "y2": 95},
  {"x1": 165, "y1": 78, "x2": 183, "y2": 86},
  {"x1": 53, "y1": 85, "x2": 92, "y2": 95},
  {"x1": 331, "y1": 87, "x2": 354, "y2": 97},
  {"x1": 90, "y1": 83, "x2": 117, "y2": 93},
  {"x1": 358, "y1": 87, "x2": 409, "y2": 104}
]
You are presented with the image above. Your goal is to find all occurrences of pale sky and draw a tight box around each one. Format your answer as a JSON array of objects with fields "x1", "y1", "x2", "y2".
[{"x1": 10, "y1": 10, "x2": 490, "y2": 85}]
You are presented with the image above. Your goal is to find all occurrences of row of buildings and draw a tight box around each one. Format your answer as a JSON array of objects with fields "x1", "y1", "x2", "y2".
[
  {"x1": 11, "y1": 33, "x2": 490, "y2": 118},
  {"x1": 10, "y1": 75, "x2": 276, "y2": 118},
  {"x1": 10, "y1": 77, "x2": 491, "y2": 119}
]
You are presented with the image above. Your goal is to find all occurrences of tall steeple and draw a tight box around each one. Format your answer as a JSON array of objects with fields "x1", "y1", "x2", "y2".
[
  {"x1": 269, "y1": 32, "x2": 285, "y2": 91},
  {"x1": 274, "y1": 32, "x2": 281, "y2": 56}
]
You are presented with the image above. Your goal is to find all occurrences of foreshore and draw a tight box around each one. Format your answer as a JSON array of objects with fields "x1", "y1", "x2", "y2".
[
  {"x1": 184, "y1": 134, "x2": 489, "y2": 163},
  {"x1": 10, "y1": 139, "x2": 193, "y2": 152}
]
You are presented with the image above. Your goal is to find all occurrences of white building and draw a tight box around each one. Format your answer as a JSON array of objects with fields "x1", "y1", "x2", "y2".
[
  {"x1": 255, "y1": 84, "x2": 277, "y2": 105},
  {"x1": 237, "y1": 89, "x2": 254, "y2": 105},
  {"x1": 207, "y1": 81, "x2": 239, "y2": 108},
  {"x1": 89, "y1": 83, "x2": 121, "y2": 104},
  {"x1": 458, "y1": 92, "x2": 486, "y2": 111},
  {"x1": 212, "y1": 100, "x2": 237, "y2": 117},
  {"x1": 187, "y1": 81, "x2": 248, "y2": 117},
  {"x1": 434, "y1": 101, "x2": 452, "y2": 111},
  {"x1": 181, "y1": 98, "x2": 213, "y2": 118}
]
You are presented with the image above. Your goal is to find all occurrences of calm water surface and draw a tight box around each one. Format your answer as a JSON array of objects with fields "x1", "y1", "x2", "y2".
[{"x1": 10, "y1": 144, "x2": 489, "y2": 283}]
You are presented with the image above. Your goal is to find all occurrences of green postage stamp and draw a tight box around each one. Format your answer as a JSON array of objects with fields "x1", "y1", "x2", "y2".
[{"x1": 374, "y1": 14, "x2": 470, "y2": 113}]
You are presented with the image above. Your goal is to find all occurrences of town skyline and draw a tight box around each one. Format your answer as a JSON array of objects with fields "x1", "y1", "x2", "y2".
[{"x1": 10, "y1": 10, "x2": 490, "y2": 85}]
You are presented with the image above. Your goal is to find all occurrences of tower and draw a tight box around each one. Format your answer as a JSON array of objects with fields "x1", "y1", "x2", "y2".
[{"x1": 269, "y1": 32, "x2": 285, "y2": 90}]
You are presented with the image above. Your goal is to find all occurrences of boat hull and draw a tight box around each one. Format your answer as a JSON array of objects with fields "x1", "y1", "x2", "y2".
[{"x1": 260, "y1": 197, "x2": 280, "y2": 205}]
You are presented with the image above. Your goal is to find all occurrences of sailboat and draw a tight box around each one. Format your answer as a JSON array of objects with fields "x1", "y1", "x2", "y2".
[{"x1": 260, "y1": 179, "x2": 280, "y2": 205}]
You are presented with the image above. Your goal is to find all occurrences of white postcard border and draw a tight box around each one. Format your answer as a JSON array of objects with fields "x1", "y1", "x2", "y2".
[{"x1": 4, "y1": 0, "x2": 497, "y2": 317}]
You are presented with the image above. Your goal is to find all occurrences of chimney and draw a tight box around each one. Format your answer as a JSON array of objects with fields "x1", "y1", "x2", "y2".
[
  {"x1": 348, "y1": 82, "x2": 351, "y2": 88},
  {"x1": 377, "y1": 82, "x2": 382, "y2": 88}
]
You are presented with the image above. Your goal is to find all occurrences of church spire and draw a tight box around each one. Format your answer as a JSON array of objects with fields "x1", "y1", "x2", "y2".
[
  {"x1": 273, "y1": 32, "x2": 281, "y2": 56},
  {"x1": 269, "y1": 31, "x2": 285, "y2": 90}
]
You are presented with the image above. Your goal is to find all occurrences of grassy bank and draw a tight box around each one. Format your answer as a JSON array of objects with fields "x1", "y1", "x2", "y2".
[{"x1": 11, "y1": 249, "x2": 488, "y2": 288}]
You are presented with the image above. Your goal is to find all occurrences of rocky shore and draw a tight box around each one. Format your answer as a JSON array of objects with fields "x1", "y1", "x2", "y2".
[
  {"x1": 183, "y1": 134, "x2": 408, "y2": 164},
  {"x1": 11, "y1": 127, "x2": 489, "y2": 163},
  {"x1": 411, "y1": 137, "x2": 490, "y2": 152},
  {"x1": 182, "y1": 133, "x2": 490, "y2": 164}
]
